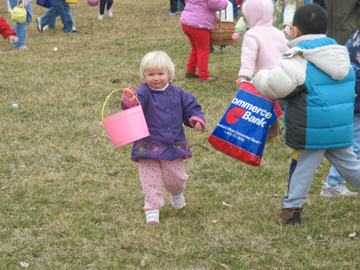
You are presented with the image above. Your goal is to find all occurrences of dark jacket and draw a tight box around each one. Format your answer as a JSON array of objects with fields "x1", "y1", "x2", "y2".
[
  {"x1": 345, "y1": 30, "x2": 360, "y2": 114},
  {"x1": 325, "y1": 0, "x2": 360, "y2": 45}
]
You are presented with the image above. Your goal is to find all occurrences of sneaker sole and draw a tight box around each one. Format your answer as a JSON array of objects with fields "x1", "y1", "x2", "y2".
[
  {"x1": 320, "y1": 191, "x2": 336, "y2": 197},
  {"x1": 37, "y1": 18, "x2": 43, "y2": 33},
  {"x1": 147, "y1": 221, "x2": 159, "y2": 225},
  {"x1": 172, "y1": 202, "x2": 186, "y2": 209}
]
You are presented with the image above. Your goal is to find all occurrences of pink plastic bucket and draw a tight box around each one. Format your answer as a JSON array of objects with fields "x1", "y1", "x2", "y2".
[{"x1": 102, "y1": 89, "x2": 150, "y2": 148}]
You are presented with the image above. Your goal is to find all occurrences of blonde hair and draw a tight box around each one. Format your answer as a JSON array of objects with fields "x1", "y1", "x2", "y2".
[{"x1": 140, "y1": 51, "x2": 175, "y2": 82}]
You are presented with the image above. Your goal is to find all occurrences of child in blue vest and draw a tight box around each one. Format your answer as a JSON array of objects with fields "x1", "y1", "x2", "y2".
[{"x1": 254, "y1": 4, "x2": 360, "y2": 224}]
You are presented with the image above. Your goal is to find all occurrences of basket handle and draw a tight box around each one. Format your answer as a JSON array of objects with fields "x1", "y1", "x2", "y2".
[
  {"x1": 101, "y1": 88, "x2": 141, "y2": 122},
  {"x1": 217, "y1": 8, "x2": 227, "y2": 29}
]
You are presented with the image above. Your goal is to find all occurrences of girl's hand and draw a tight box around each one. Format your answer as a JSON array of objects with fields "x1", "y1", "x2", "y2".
[
  {"x1": 235, "y1": 77, "x2": 248, "y2": 88},
  {"x1": 123, "y1": 87, "x2": 134, "y2": 98},
  {"x1": 190, "y1": 120, "x2": 204, "y2": 131}
]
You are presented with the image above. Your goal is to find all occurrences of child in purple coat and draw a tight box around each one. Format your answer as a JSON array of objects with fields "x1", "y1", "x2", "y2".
[{"x1": 122, "y1": 51, "x2": 206, "y2": 225}]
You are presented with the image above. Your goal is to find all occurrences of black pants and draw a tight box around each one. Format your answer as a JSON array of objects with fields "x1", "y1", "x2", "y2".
[
  {"x1": 100, "y1": 0, "x2": 113, "y2": 15},
  {"x1": 170, "y1": 0, "x2": 185, "y2": 13}
]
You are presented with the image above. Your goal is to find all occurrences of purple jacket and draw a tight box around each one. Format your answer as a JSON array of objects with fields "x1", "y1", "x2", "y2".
[
  {"x1": 121, "y1": 83, "x2": 206, "y2": 162},
  {"x1": 179, "y1": 0, "x2": 229, "y2": 30}
]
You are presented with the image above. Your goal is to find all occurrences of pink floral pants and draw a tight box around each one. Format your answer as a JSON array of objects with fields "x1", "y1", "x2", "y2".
[{"x1": 138, "y1": 158, "x2": 188, "y2": 210}]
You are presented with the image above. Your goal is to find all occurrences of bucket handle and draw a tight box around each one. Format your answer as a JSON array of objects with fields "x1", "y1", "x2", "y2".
[{"x1": 101, "y1": 88, "x2": 141, "y2": 122}]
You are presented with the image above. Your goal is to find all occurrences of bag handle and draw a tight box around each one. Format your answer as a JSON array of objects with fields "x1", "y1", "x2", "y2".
[
  {"x1": 101, "y1": 88, "x2": 141, "y2": 122},
  {"x1": 17, "y1": 0, "x2": 25, "y2": 8}
]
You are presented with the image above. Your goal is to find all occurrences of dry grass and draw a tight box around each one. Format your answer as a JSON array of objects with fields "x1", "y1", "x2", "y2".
[{"x1": 1, "y1": 0, "x2": 360, "y2": 269}]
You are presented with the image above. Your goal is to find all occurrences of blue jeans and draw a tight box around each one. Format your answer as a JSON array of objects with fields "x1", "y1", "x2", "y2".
[
  {"x1": 232, "y1": 0, "x2": 238, "y2": 18},
  {"x1": 177, "y1": 0, "x2": 184, "y2": 11},
  {"x1": 9, "y1": 0, "x2": 32, "y2": 48},
  {"x1": 326, "y1": 115, "x2": 360, "y2": 186},
  {"x1": 40, "y1": 0, "x2": 73, "y2": 33}
]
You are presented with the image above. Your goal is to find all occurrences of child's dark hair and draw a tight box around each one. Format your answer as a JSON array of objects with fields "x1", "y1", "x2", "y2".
[{"x1": 293, "y1": 4, "x2": 328, "y2": 35}]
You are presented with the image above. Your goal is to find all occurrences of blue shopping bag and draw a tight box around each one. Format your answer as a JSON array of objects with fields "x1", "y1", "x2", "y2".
[
  {"x1": 37, "y1": 0, "x2": 53, "y2": 8},
  {"x1": 208, "y1": 81, "x2": 282, "y2": 166}
]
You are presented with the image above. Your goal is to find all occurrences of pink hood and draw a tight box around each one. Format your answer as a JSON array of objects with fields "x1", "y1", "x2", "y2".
[
  {"x1": 238, "y1": 0, "x2": 289, "y2": 79},
  {"x1": 242, "y1": 0, "x2": 274, "y2": 28}
]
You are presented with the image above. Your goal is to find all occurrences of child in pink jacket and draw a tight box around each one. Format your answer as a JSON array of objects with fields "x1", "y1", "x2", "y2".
[
  {"x1": 235, "y1": 0, "x2": 288, "y2": 141},
  {"x1": 180, "y1": 0, "x2": 228, "y2": 81}
]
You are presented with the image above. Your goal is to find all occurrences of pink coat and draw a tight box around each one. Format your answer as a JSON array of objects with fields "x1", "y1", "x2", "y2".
[
  {"x1": 180, "y1": 0, "x2": 229, "y2": 30},
  {"x1": 238, "y1": 0, "x2": 289, "y2": 79}
]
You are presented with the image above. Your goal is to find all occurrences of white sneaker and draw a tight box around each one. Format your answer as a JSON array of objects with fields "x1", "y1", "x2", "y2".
[
  {"x1": 170, "y1": 192, "x2": 186, "y2": 209},
  {"x1": 106, "y1": 8, "x2": 113, "y2": 17},
  {"x1": 320, "y1": 183, "x2": 358, "y2": 197},
  {"x1": 145, "y1": 209, "x2": 159, "y2": 224},
  {"x1": 98, "y1": 14, "x2": 104, "y2": 20}
]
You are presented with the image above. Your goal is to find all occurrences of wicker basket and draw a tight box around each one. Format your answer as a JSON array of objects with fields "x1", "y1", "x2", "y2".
[{"x1": 210, "y1": 19, "x2": 236, "y2": 46}]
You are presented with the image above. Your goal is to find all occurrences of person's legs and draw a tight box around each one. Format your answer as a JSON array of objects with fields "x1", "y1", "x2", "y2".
[
  {"x1": 282, "y1": 149, "x2": 325, "y2": 209},
  {"x1": 170, "y1": 0, "x2": 177, "y2": 13},
  {"x1": 183, "y1": 26, "x2": 210, "y2": 79},
  {"x1": 40, "y1": 5, "x2": 60, "y2": 28},
  {"x1": 139, "y1": 159, "x2": 165, "y2": 211},
  {"x1": 106, "y1": 0, "x2": 113, "y2": 10},
  {"x1": 193, "y1": 29, "x2": 210, "y2": 79},
  {"x1": 321, "y1": 115, "x2": 360, "y2": 195},
  {"x1": 162, "y1": 158, "x2": 188, "y2": 196},
  {"x1": 99, "y1": 0, "x2": 106, "y2": 15},
  {"x1": 178, "y1": 0, "x2": 185, "y2": 11},
  {"x1": 54, "y1": 0, "x2": 73, "y2": 32},
  {"x1": 325, "y1": 146, "x2": 360, "y2": 192},
  {"x1": 232, "y1": 0, "x2": 238, "y2": 18},
  {"x1": 278, "y1": 149, "x2": 325, "y2": 224},
  {"x1": 162, "y1": 158, "x2": 188, "y2": 209},
  {"x1": 182, "y1": 24, "x2": 198, "y2": 75},
  {"x1": 10, "y1": 0, "x2": 32, "y2": 48}
]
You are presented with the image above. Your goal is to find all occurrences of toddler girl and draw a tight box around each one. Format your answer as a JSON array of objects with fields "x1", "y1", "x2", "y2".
[{"x1": 122, "y1": 51, "x2": 206, "y2": 224}]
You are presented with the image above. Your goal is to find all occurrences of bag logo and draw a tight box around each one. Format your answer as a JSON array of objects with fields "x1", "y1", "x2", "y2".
[{"x1": 226, "y1": 97, "x2": 273, "y2": 128}]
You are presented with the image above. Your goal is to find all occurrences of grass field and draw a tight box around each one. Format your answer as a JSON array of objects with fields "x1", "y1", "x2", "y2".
[{"x1": 1, "y1": 0, "x2": 360, "y2": 269}]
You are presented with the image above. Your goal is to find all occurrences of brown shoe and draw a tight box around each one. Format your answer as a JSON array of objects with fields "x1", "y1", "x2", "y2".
[{"x1": 278, "y1": 207, "x2": 302, "y2": 224}]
